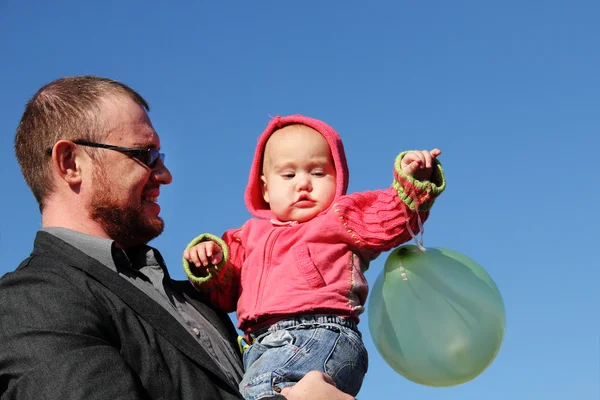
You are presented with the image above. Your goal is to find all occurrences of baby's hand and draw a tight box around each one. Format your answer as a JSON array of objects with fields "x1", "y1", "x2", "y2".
[
  {"x1": 401, "y1": 149, "x2": 441, "y2": 182},
  {"x1": 184, "y1": 241, "x2": 224, "y2": 268}
]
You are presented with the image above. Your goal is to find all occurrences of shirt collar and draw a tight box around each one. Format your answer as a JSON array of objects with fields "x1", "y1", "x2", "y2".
[{"x1": 40, "y1": 227, "x2": 165, "y2": 272}]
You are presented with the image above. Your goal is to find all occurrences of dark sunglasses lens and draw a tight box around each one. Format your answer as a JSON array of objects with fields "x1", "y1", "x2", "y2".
[{"x1": 147, "y1": 149, "x2": 164, "y2": 168}]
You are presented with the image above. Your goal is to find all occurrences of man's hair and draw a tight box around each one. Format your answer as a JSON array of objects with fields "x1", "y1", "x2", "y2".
[{"x1": 14, "y1": 76, "x2": 150, "y2": 211}]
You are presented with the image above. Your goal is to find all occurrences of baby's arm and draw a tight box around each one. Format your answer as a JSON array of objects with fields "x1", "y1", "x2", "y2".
[
  {"x1": 184, "y1": 240, "x2": 224, "y2": 270},
  {"x1": 182, "y1": 228, "x2": 245, "y2": 313},
  {"x1": 400, "y1": 148, "x2": 441, "y2": 182},
  {"x1": 326, "y1": 150, "x2": 446, "y2": 257}
]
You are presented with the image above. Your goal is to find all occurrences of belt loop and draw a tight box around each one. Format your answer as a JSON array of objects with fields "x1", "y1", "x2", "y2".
[
  {"x1": 245, "y1": 332, "x2": 255, "y2": 345},
  {"x1": 237, "y1": 335, "x2": 251, "y2": 355}
]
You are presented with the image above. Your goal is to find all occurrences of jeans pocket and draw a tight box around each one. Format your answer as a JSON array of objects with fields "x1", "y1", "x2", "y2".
[
  {"x1": 242, "y1": 330, "x2": 302, "y2": 398},
  {"x1": 342, "y1": 328, "x2": 369, "y2": 372},
  {"x1": 245, "y1": 330, "x2": 300, "y2": 370},
  {"x1": 293, "y1": 244, "x2": 326, "y2": 289},
  {"x1": 324, "y1": 328, "x2": 369, "y2": 396}
]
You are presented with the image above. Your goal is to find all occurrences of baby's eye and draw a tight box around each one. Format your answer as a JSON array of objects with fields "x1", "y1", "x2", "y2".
[
  {"x1": 312, "y1": 170, "x2": 325, "y2": 177},
  {"x1": 281, "y1": 173, "x2": 295, "y2": 179}
]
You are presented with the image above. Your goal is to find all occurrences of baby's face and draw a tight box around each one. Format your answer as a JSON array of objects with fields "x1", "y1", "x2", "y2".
[{"x1": 261, "y1": 125, "x2": 336, "y2": 223}]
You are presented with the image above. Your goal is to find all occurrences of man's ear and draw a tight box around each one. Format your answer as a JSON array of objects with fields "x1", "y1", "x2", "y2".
[
  {"x1": 260, "y1": 175, "x2": 269, "y2": 203},
  {"x1": 51, "y1": 140, "x2": 84, "y2": 186}
]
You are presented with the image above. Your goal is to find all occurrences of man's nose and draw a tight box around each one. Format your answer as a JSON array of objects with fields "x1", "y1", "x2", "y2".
[{"x1": 152, "y1": 160, "x2": 173, "y2": 185}]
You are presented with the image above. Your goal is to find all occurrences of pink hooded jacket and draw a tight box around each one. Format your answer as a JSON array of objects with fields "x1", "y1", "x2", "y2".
[{"x1": 184, "y1": 115, "x2": 446, "y2": 333}]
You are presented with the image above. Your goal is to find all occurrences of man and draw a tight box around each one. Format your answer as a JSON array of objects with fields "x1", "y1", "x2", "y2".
[{"x1": 0, "y1": 76, "x2": 354, "y2": 400}]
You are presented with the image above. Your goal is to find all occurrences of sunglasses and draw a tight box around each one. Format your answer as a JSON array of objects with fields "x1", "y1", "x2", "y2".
[{"x1": 46, "y1": 140, "x2": 165, "y2": 168}]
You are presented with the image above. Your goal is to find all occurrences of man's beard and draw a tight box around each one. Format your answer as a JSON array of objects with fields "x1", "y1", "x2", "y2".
[{"x1": 89, "y1": 172, "x2": 164, "y2": 248}]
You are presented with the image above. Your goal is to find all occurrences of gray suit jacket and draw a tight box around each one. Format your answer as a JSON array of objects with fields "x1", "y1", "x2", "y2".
[{"x1": 0, "y1": 231, "x2": 243, "y2": 399}]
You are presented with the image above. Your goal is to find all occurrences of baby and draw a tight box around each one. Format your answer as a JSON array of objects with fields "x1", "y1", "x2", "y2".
[{"x1": 183, "y1": 114, "x2": 446, "y2": 399}]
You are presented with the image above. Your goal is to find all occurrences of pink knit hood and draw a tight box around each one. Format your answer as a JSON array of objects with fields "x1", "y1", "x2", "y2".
[{"x1": 244, "y1": 114, "x2": 350, "y2": 220}]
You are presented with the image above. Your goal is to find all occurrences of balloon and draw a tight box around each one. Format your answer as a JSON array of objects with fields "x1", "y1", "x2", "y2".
[{"x1": 368, "y1": 245, "x2": 506, "y2": 387}]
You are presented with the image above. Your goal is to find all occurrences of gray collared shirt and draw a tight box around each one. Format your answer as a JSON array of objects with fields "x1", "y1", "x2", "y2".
[{"x1": 43, "y1": 227, "x2": 244, "y2": 387}]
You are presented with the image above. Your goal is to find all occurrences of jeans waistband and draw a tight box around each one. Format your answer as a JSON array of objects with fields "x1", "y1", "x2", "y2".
[{"x1": 251, "y1": 314, "x2": 359, "y2": 339}]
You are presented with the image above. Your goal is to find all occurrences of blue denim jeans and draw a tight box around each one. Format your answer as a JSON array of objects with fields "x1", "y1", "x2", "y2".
[{"x1": 239, "y1": 315, "x2": 369, "y2": 400}]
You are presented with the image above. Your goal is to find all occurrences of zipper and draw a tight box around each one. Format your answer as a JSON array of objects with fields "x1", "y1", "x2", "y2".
[{"x1": 252, "y1": 227, "x2": 284, "y2": 318}]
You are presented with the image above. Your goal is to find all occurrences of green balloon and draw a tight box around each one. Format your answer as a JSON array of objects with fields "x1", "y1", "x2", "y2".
[{"x1": 368, "y1": 245, "x2": 506, "y2": 387}]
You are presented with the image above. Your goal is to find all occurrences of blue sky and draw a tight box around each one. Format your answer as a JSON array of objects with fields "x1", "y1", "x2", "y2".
[{"x1": 1, "y1": 1, "x2": 598, "y2": 398}]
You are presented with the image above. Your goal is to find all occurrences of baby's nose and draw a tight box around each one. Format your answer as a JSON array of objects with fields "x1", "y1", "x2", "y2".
[{"x1": 296, "y1": 176, "x2": 312, "y2": 191}]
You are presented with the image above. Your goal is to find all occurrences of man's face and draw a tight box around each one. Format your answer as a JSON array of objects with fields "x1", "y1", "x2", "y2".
[{"x1": 87, "y1": 96, "x2": 172, "y2": 248}]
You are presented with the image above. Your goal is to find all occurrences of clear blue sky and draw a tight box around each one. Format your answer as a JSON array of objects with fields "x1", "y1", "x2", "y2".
[{"x1": 1, "y1": 1, "x2": 598, "y2": 399}]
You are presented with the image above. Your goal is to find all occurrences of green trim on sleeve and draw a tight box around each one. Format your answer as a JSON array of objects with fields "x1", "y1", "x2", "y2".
[
  {"x1": 182, "y1": 233, "x2": 230, "y2": 285},
  {"x1": 393, "y1": 151, "x2": 446, "y2": 211}
]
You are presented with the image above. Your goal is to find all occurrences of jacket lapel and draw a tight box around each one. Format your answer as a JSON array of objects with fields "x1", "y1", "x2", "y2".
[{"x1": 33, "y1": 232, "x2": 240, "y2": 394}]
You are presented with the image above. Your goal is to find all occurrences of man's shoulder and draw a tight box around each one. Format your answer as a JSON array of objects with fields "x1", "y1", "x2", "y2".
[
  {"x1": 0, "y1": 236, "x2": 101, "y2": 304},
  {"x1": 1, "y1": 251, "x2": 87, "y2": 295},
  {"x1": 2, "y1": 235, "x2": 78, "y2": 276}
]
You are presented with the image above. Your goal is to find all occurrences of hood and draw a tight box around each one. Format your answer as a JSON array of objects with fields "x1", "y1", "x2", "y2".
[{"x1": 244, "y1": 114, "x2": 349, "y2": 220}]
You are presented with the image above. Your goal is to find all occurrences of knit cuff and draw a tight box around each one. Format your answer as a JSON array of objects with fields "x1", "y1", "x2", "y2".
[
  {"x1": 182, "y1": 233, "x2": 230, "y2": 285},
  {"x1": 393, "y1": 151, "x2": 446, "y2": 211}
]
